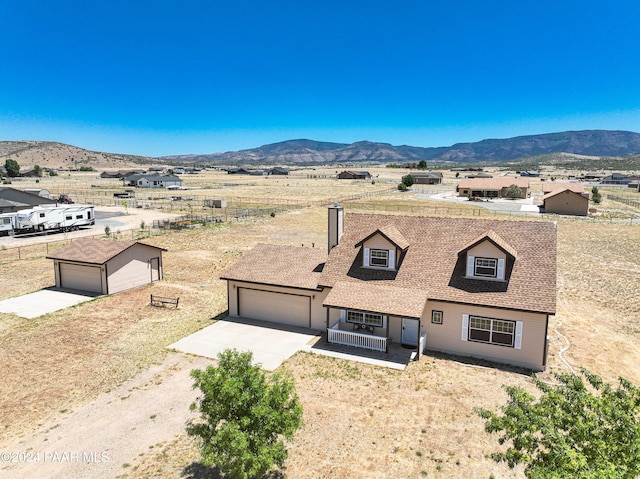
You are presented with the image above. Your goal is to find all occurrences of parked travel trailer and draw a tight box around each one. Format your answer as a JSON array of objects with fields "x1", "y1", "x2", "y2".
[
  {"x1": 0, "y1": 212, "x2": 17, "y2": 236},
  {"x1": 14, "y1": 205, "x2": 95, "y2": 234}
]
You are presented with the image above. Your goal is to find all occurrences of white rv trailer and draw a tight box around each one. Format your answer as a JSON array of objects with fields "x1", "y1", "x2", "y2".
[
  {"x1": 0, "y1": 212, "x2": 17, "y2": 236},
  {"x1": 14, "y1": 205, "x2": 95, "y2": 234}
]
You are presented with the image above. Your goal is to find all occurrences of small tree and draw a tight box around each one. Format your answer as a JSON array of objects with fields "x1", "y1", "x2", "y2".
[
  {"x1": 187, "y1": 349, "x2": 303, "y2": 479},
  {"x1": 104, "y1": 225, "x2": 111, "y2": 237},
  {"x1": 476, "y1": 368, "x2": 640, "y2": 478},
  {"x1": 4, "y1": 159, "x2": 20, "y2": 177},
  {"x1": 33, "y1": 164, "x2": 42, "y2": 177},
  {"x1": 504, "y1": 184, "x2": 523, "y2": 199},
  {"x1": 591, "y1": 186, "x2": 602, "y2": 204},
  {"x1": 418, "y1": 160, "x2": 427, "y2": 170},
  {"x1": 401, "y1": 174, "x2": 414, "y2": 188},
  {"x1": 397, "y1": 182, "x2": 408, "y2": 191}
]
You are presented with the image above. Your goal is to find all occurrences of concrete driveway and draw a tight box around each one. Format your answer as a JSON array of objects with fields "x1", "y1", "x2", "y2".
[
  {"x1": 0, "y1": 287, "x2": 100, "y2": 318},
  {"x1": 169, "y1": 317, "x2": 321, "y2": 371}
]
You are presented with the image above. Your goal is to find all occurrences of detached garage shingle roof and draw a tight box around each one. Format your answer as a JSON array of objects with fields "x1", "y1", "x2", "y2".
[
  {"x1": 221, "y1": 244, "x2": 327, "y2": 290},
  {"x1": 46, "y1": 239, "x2": 166, "y2": 265}
]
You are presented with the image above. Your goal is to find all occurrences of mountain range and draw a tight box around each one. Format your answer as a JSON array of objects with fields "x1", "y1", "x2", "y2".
[
  {"x1": 2, "y1": 130, "x2": 640, "y2": 169},
  {"x1": 159, "y1": 130, "x2": 640, "y2": 165}
]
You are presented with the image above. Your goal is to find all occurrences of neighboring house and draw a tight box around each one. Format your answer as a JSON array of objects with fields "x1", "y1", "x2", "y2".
[
  {"x1": 458, "y1": 177, "x2": 530, "y2": 198},
  {"x1": 123, "y1": 173, "x2": 183, "y2": 188},
  {"x1": 268, "y1": 167, "x2": 289, "y2": 176},
  {"x1": 600, "y1": 173, "x2": 631, "y2": 185},
  {"x1": 337, "y1": 171, "x2": 372, "y2": 180},
  {"x1": 542, "y1": 188, "x2": 590, "y2": 216},
  {"x1": 464, "y1": 173, "x2": 493, "y2": 179},
  {"x1": 583, "y1": 171, "x2": 606, "y2": 181},
  {"x1": 46, "y1": 239, "x2": 166, "y2": 295},
  {"x1": 0, "y1": 187, "x2": 56, "y2": 213},
  {"x1": 226, "y1": 168, "x2": 262, "y2": 175},
  {"x1": 221, "y1": 206, "x2": 557, "y2": 371},
  {"x1": 100, "y1": 169, "x2": 145, "y2": 179},
  {"x1": 409, "y1": 171, "x2": 443, "y2": 184},
  {"x1": 520, "y1": 171, "x2": 541, "y2": 177}
]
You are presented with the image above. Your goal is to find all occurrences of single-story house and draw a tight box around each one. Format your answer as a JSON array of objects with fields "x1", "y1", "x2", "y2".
[
  {"x1": 583, "y1": 172, "x2": 606, "y2": 181},
  {"x1": 337, "y1": 171, "x2": 372, "y2": 180},
  {"x1": 46, "y1": 238, "x2": 166, "y2": 295},
  {"x1": 268, "y1": 167, "x2": 289, "y2": 176},
  {"x1": 542, "y1": 187, "x2": 590, "y2": 216},
  {"x1": 0, "y1": 187, "x2": 57, "y2": 213},
  {"x1": 409, "y1": 171, "x2": 443, "y2": 185},
  {"x1": 464, "y1": 173, "x2": 493, "y2": 179},
  {"x1": 600, "y1": 173, "x2": 631, "y2": 185},
  {"x1": 221, "y1": 206, "x2": 557, "y2": 371},
  {"x1": 458, "y1": 177, "x2": 530, "y2": 198},
  {"x1": 520, "y1": 171, "x2": 541, "y2": 177},
  {"x1": 123, "y1": 174, "x2": 183, "y2": 188}
]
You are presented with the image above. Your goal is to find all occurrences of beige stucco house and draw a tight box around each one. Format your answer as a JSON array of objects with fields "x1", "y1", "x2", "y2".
[
  {"x1": 221, "y1": 206, "x2": 556, "y2": 371},
  {"x1": 541, "y1": 184, "x2": 590, "y2": 216},
  {"x1": 458, "y1": 177, "x2": 530, "y2": 198},
  {"x1": 47, "y1": 239, "x2": 166, "y2": 295}
]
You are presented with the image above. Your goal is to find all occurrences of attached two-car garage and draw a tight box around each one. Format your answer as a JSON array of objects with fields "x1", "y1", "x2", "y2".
[{"x1": 238, "y1": 287, "x2": 311, "y2": 328}]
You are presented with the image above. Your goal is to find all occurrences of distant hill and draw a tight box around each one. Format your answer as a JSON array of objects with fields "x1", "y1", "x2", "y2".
[
  {"x1": 2, "y1": 130, "x2": 640, "y2": 170},
  {"x1": 160, "y1": 130, "x2": 640, "y2": 165},
  {"x1": 0, "y1": 141, "x2": 155, "y2": 170}
]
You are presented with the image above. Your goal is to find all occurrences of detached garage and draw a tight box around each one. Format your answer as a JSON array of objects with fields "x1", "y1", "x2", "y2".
[{"x1": 47, "y1": 238, "x2": 166, "y2": 295}]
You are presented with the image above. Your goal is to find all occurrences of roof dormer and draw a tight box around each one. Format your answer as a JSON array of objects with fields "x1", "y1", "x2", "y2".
[
  {"x1": 458, "y1": 230, "x2": 517, "y2": 281},
  {"x1": 355, "y1": 224, "x2": 410, "y2": 271}
]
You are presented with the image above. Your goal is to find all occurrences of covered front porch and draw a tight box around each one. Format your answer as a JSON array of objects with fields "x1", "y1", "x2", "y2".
[{"x1": 322, "y1": 281, "x2": 428, "y2": 356}]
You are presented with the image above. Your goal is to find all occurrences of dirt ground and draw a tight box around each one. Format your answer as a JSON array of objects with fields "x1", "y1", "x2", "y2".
[{"x1": 0, "y1": 181, "x2": 639, "y2": 478}]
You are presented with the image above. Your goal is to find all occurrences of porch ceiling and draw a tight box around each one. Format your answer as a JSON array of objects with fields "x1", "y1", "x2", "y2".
[{"x1": 323, "y1": 281, "x2": 427, "y2": 318}]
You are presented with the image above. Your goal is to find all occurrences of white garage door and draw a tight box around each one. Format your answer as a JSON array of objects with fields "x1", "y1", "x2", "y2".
[
  {"x1": 59, "y1": 263, "x2": 103, "y2": 293},
  {"x1": 238, "y1": 288, "x2": 310, "y2": 328}
]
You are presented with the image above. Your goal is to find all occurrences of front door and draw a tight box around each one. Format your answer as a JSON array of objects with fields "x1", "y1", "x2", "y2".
[{"x1": 401, "y1": 318, "x2": 419, "y2": 346}]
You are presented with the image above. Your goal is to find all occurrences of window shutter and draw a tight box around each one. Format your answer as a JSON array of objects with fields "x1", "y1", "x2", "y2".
[
  {"x1": 461, "y1": 314, "x2": 469, "y2": 341},
  {"x1": 497, "y1": 258, "x2": 505, "y2": 280},
  {"x1": 388, "y1": 249, "x2": 395, "y2": 268},
  {"x1": 514, "y1": 321, "x2": 523, "y2": 349},
  {"x1": 363, "y1": 248, "x2": 370, "y2": 267},
  {"x1": 340, "y1": 310, "x2": 346, "y2": 323},
  {"x1": 466, "y1": 255, "x2": 475, "y2": 277},
  {"x1": 382, "y1": 315, "x2": 387, "y2": 328}
]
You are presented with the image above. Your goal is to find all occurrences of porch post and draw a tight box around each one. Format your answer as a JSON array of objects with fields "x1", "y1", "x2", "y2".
[{"x1": 385, "y1": 315, "x2": 390, "y2": 353}]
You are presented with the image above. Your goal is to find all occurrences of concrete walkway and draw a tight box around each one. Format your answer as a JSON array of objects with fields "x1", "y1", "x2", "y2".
[
  {"x1": 0, "y1": 288, "x2": 100, "y2": 318},
  {"x1": 169, "y1": 317, "x2": 414, "y2": 371}
]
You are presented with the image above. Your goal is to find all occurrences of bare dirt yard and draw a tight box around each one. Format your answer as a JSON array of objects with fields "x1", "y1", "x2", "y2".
[{"x1": 1, "y1": 173, "x2": 639, "y2": 478}]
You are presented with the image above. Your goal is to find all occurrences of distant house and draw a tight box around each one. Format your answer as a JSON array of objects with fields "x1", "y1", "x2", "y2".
[
  {"x1": 583, "y1": 172, "x2": 606, "y2": 181},
  {"x1": 464, "y1": 173, "x2": 493, "y2": 179},
  {"x1": 337, "y1": 171, "x2": 372, "y2": 180},
  {"x1": 123, "y1": 173, "x2": 183, "y2": 188},
  {"x1": 542, "y1": 185, "x2": 589, "y2": 216},
  {"x1": 409, "y1": 171, "x2": 443, "y2": 185},
  {"x1": 100, "y1": 169, "x2": 145, "y2": 179},
  {"x1": 520, "y1": 171, "x2": 541, "y2": 177},
  {"x1": 47, "y1": 238, "x2": 166, "y2": 295},
  {"x1": 600, "y1": 173, "x2": 631, "y2": 185},
  {"x1": 458, "y1": 177, "x2": 530, "y2": 198},
  {"x1": 268, "y1": 167, "x2": 289, "y2": 176},
  {"x1": 0, "y1": 187, "x2": 57, "y2": 213},
  {"x1": 227, "y1": 168, "x2": 253, "y2": 175}
]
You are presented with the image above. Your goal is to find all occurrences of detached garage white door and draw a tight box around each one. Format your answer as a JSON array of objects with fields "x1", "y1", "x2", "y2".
[
  {"x1": 238, "y1": 288, "x2": 310, "y2": 328},
  {"x1": 59, "y1": 263, "x2": 103, "y2": 293}
]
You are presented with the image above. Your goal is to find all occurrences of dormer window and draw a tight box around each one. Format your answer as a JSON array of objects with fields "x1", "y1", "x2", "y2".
[
  {"x1": 474, "y1": 257, "x2": 497, "y2": 278},
  {"x1": 370, "y1": 249, "x2": 389, "y2": 267}
]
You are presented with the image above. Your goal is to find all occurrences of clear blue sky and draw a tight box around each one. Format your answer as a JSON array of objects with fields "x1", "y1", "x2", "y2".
[{"x1": 1, "y1": 1, "x2": 639, "y2": 157}]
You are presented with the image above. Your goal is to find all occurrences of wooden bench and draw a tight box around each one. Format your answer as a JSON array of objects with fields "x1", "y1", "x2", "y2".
[{"x1": 150, "y1": 294, "x2": 179, "y2": 308}]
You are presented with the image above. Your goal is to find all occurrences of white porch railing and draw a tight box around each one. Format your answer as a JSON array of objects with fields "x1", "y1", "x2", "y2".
[{"x1": 327, "y1": 321, "x2": 387, "y2": 353}]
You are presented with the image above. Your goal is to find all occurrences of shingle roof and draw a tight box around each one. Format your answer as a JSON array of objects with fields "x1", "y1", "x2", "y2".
[
  {"x1": 355, "y1": 223, "x2": 411, "y2": 251},
  {"x1": 542, "y1": 183, "x2": 585, "y2": 194},
  {"x1": 542, "y1": 188, "x2": 589, "y2": 201},
  {"x1": 458, "y1": 177, "x2": 530, "y2": 190},
  {"x1": 46, "y1": 239, "x2": 166, "y2": 264},
  {"x1": 459, "y1": 230, "x2": 517, "y2": 259},
  {"x1": 220, "y1": 244, "x2": 327, "y2": 290},
  {"x1": 319, "y1": 213, "x2": 556, "y2": 314}
]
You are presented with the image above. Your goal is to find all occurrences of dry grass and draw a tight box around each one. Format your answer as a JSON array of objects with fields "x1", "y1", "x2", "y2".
[{"x1": 1, "y1": 179, "x2": 639, "y2": 478}]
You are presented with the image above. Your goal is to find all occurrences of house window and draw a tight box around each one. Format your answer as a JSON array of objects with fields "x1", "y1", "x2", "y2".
[
  {"x1": 346, "y1": 310, "x2": 383, "y2": 327},
  {"x1": 65, "y1": 216, "x2": 72, "y2": 220},
  {"x1": 76, "y1": 215, "x2": 83, "y2": 219},
  {"x1": 369, "y1": 249, "x2": 389, "y2": 267},
  {"x1": 474, "y1": 257, "x2": 497, "y2": 278},
  {"x1": 432, "y1": 310, "x2": 443, "y2": 325},
  {"x1": 2, "y1": 218, "x2": 10, "y2": 225},
  {"x1": 469, "y1": 316, "x2": 515, "y2": 347}
]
